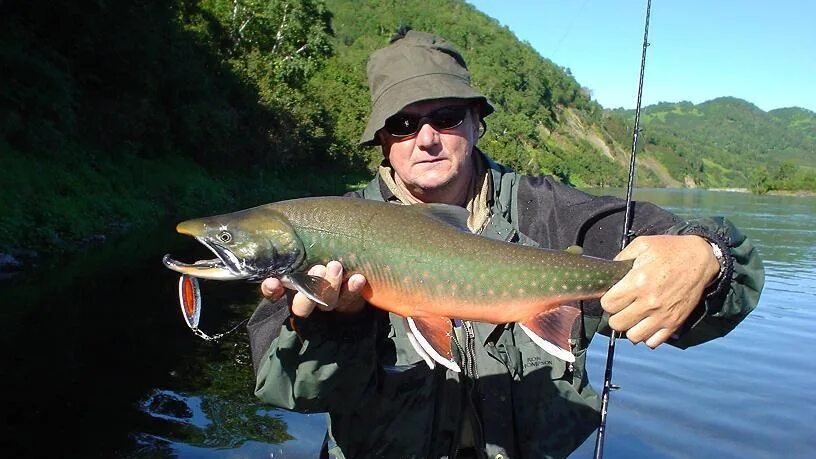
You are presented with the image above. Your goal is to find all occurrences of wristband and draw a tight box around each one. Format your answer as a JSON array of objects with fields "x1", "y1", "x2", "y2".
[{"x1": 707, "y1": 241, "x2": 726, "y2": 286}]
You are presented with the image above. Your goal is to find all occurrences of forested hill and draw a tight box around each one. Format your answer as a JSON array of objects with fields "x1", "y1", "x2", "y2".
[
  {"x1": 1, "y1": 0, "x2": 812, "y2": 259},
  {"x1": 605, "y1": 98, "x2": 816, "y2": 192},
  {"x1": 317, "y1": 0, "x2": 623, "y2": 186}
]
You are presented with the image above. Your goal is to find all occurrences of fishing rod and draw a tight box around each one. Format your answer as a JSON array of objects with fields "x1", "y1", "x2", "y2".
[{"x1": 593, "y1": 0, "x2": 652, "y2": 458}]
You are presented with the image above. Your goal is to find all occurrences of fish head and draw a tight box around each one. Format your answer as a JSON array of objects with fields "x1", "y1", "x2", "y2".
[{"x1": 162, "y1": 206, "x2": 305, "y2": 281}]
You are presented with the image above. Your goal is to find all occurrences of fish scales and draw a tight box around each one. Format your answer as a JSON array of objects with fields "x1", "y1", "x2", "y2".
[{"x1": 267, "y1": 198, "x2": 628, "y2": 323}]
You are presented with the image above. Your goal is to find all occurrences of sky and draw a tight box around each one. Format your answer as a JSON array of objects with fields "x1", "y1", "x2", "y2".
[{"x1": 466, "y1": 0, "x2": 816, "y2": 112}]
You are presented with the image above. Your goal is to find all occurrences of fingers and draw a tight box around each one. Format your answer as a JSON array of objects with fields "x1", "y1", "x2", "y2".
[
  {"x1": 291, "y1": 264, "x2": 333, "y2": 317},
  {"x1": 644, "y1": 328, "x2": 675, "y2": 349},
  {"x1": 619, "y1": 316, "x2": 673, "y2": 348},
  {"x1": 261, "y1": 277, "x2": 285, "y2": 300},
  {"x1": 604, "y1": 291, "x2": 686, "y2": 349},
  {"x1": 317, "y1": 261, "x2": 345, "y2": 311},
  {"x1": 335, "y1": 273, "x2": 367, "y2": 314},
  {"x1": 613, "y1": 236, "x2": 649, "y2": 261},
  {"x1": 600, "y1": 268, "x2": 647, "y2": 315},
  {"x1": 273, "y1": 261, "x2": 368, "y2": 318}
]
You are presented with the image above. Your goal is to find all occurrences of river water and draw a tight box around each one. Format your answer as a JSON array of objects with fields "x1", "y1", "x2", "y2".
[{"x1": 1, "y1": 189, "x2": 813, "y2": 458}]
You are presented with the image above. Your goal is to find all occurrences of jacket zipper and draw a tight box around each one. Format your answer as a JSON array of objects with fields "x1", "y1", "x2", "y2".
[{"x1": 450, "y1": 321, "x2": 486, "y2": 459}]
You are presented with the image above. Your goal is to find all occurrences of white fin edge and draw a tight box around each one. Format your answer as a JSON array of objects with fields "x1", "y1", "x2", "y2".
[
  {"x1": 407, "y1": 317, "x2": 461, "y2": 372},
  {"x1": 519, "y1": 323, "x2": 576, "y2": 363},
  {"x1": 405, "y1": 330, "x2": 435, "y2": 370}
]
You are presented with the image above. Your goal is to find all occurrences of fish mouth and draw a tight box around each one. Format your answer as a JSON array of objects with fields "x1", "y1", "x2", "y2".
[{"x1": 162, "y1": 237, "x2": 249, "y2": 280}]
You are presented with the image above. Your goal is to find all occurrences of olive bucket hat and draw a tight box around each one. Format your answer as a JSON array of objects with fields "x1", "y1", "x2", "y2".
[{"x1": 359, "y1": 29, "x2": 494, "y2": 146}]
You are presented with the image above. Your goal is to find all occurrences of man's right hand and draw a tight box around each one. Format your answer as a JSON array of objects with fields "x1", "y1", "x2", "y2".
[{"x1": 261, "y1": 260, "x2": 368, "y2": 317}]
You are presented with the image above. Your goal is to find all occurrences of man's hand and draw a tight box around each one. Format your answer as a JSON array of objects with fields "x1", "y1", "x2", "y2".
[
  {"x1": 261, "y1": 260, "x2": 368, "y2": 318},
  {"x1": 600, "y1": 235, "x2": 722, "y2": 349}
]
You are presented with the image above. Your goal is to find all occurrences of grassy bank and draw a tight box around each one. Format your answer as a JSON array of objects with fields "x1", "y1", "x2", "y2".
[{"x1": 0, "y1": 143, "x2": 368, "y2": 260}]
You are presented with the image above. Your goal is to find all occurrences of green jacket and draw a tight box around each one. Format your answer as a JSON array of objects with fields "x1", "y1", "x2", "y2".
[{"x1": 249, "y1": 154, "x2": 764, "y2": 459}]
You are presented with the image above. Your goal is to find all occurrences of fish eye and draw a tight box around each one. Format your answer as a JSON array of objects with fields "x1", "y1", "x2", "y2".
[{"x1": 218, "y1": 231, "x2": 233, "y2": 243}]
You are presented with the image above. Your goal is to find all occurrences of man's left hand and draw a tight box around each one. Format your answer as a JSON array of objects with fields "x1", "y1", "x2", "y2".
[{"x1": 600, "y1": 235, "x2": 722, "y2": 348}]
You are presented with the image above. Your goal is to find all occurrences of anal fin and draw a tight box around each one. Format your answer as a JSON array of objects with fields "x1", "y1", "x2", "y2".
[
  {"x1": 405, "y1": 316, "x2": 461, "y2": 372},
  {"x1": 519, "y1": 304, "x2": 581, "y2": 363}
]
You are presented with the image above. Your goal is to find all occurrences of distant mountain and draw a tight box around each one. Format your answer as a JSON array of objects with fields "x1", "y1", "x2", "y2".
[{"x1": 604, "y1": 97, "x2": 816, "y2": 189}]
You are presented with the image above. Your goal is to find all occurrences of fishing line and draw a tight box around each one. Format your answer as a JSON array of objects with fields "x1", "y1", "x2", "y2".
[
  {"x1": 190, "y1": 319, "x2": 248, "y2": 342},
  {"x1": 593, "y1": 1, "x2": 652, "y2": 458},
  {"x1": 551, "y1": 0, "x2": 592, "y2": 57}
]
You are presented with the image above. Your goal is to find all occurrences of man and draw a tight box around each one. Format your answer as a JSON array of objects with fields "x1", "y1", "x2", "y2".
[{"x1": 248, "y1": 30, "x2": 763, "y2": 459}]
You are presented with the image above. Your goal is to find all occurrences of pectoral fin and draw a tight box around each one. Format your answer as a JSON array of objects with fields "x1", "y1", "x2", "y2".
[
  {"x1": 405, "y1": 316, "x2": 461, "y2": 372},
  {"x1": 519, "y1": 304, "x2": 581, "y2": 363},
  {"x1": 281, "y1": 273, "x2": 333, "y2": 307}
]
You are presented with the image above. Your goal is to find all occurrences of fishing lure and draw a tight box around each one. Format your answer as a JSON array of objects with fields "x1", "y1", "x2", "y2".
[{"x1": 177, "y1": 274, "x2": 244, "y2": 341}]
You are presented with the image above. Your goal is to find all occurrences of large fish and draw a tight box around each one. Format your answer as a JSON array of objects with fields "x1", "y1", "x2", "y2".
[{"x1": 163, "y1": 197, "x2": 631, "y2": 372}]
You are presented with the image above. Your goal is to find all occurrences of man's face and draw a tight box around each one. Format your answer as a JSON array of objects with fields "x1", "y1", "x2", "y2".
[{"x1": 378, "y1": 98, "x2": 479, "y2": 203}]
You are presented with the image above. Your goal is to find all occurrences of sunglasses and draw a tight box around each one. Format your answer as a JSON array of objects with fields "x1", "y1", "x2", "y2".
[{"x1": 383, "y1": 105, "x2": 471, "y2": 138}]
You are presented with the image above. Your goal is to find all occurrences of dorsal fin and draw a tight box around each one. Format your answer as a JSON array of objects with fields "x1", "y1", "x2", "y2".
[
  {"x1": 564, "y1": 245, "x2": 584, "y2": 255},
  {"x1": 415, "y1": 203, "x2": 471, "y2": 232}
]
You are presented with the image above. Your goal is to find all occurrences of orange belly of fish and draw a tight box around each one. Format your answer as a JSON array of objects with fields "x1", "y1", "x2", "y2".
[{"x1": 362, "y1": 282, "x2": 582, "y2": 324}]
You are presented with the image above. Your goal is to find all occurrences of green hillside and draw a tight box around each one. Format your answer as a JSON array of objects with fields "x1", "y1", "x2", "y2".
[{"x1": 606, "y1": 98, "x2": 816, "y2": 192}]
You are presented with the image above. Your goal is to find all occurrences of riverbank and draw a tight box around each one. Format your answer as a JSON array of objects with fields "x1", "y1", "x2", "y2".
[
  {"x1": 704, "y1": 187, "x2": 816, "y2": 197},
  {"x1": 0, "y1": 145, "x2": 368, "y2": 277}
]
